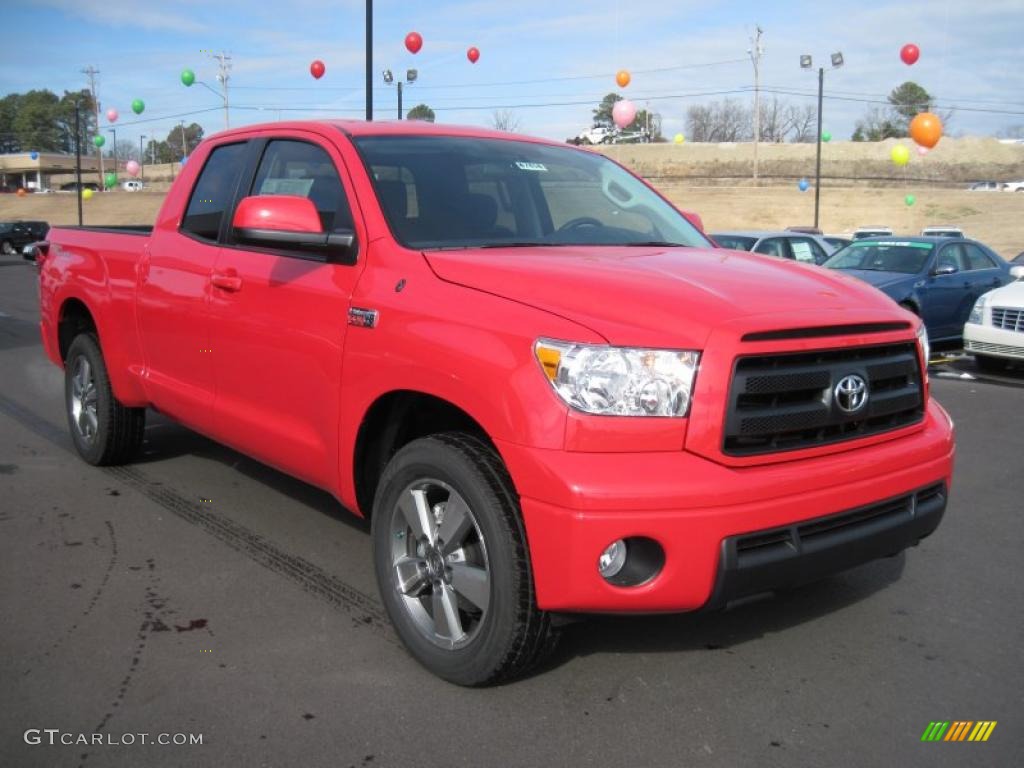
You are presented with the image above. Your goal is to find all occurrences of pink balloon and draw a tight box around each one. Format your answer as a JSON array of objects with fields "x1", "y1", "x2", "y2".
[
  {"x1": 126, "y1": 160, "x2": 140, "y2": 177},
  {"x1": 916, "y1": 146, "x2": 929, "y2": 157},
  {"x1": 612, "y1": 99, "x2": 637, "y2": 129},
  {"x1": 106, "y1": 108, "x2": 119, "y2": 123}
]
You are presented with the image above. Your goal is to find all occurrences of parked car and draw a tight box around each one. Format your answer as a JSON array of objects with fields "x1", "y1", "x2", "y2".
[
  {"x1": 824, "y1": 235, "x2": 853, "y2": 250},
  {"x1": 785, "y1": 226, "x2": 823, "y2": 235},
  {"x1": 853, "y1": 226, "x2": 893, "y2": 239},
  {"x1": 0, "y1": 220, "x2": 49, "y2": 255},
  {"x1": 1000, "y1": 181, "x2": 1024, "y2": 192},
  {"x1": 964, "y1": 266, "x2": 1024, "y2": 369},
  {"x1": 921, "y1": 226, "x2": 965, "y2": 238},
  {"x1": 122, "y1": 180, "x2": 144, "y2": 192},
  {"x1": 59, "y1": 181, "x2": 100, "y2": 192},
  {"x1": 823, "y1": 237, "x2": 1014, "y2": 342},
  {"x1": 35, "y1": 119, "x2": 953, "y2": 685},
  {"x1": 710, "y1": 230, "x2": 835, "y2": 264},
  {"x1": 967, "y1": 181, "x2": 1004, "y2": 192}
]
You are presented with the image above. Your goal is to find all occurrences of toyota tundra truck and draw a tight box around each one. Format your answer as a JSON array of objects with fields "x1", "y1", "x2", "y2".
[{"x1": 31, "y1": 120, "x2": 955, "y2": 685}]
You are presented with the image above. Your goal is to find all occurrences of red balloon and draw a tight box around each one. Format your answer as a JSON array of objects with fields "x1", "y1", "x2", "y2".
[
  {"x1": 467, "y1": 46, "x2": 480, "y2": 64},
  {"x1": 405, "y1": 32, "x2": 423, "y2": 54},
  {"x1": 900, "y1": 44, "x2": 920, "y2": 65},
  {"x1": 310, "y1": 60, "x2": 325, "y2": 79}
]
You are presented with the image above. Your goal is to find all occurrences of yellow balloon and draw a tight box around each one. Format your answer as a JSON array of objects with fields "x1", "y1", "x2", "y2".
[
  {"x1": 82, "y1": 188, "x2": 94, "y2": 200},
  {"x1": 891, "y1": 144, "x2": 910, "y2": 166},
  {"x1": 674, "y1": 133, "x2": 685, "y2": 144}
]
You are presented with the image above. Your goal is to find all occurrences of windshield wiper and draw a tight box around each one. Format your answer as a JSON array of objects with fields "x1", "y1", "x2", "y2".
[{"x1": 620, "y1": 241, "x2": 691, "y2": 248}]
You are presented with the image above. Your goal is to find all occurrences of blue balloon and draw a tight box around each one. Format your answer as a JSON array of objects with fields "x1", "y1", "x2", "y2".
[
  {"x1": 30, "y1": 151, "x2": 39, "y2": 160},
  {"x1": 181, "y1": 155, "x2": 189, "y2": 164},
  {"x1": 798, "y1": 178, "x2": 810, "y2": 192}
]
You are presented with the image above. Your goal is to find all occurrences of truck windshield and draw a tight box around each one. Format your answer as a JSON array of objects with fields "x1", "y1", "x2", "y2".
[{"x1": 352, "y1": 134, "x2": 710, "y2": 250}]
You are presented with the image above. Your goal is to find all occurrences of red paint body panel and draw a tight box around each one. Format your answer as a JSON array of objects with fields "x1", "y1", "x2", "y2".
[{"x1": 36, "y1": 119, "x2": 955, "y2": 614}]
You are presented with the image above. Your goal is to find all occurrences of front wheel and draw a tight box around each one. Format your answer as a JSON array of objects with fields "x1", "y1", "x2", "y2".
[
  {"x1": 64, "y1": 333, "x2": 145, "y2": 465},
  {"x1": 372, "y1": 433, "x2": 556, "y2": 686}
]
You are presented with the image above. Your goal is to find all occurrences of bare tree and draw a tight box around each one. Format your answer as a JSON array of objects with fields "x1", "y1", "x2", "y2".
[
  {"x1": 787, "y1": 104, "x2": 817, "y2": 143},
  {"x1": 686, "y1": 99, "x2": 751, "y2": 142},
  {"x1": 491, "y1": 110, "x2": 522, "y2": 133}
]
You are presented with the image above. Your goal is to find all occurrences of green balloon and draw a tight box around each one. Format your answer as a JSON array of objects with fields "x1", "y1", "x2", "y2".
[
  {"x1": 93, "y1": 134, "x2": 105, "y2": 148},
  {"x1": 181, "y1": 69, "x2": 195, "y2": 87},
  {"x1": 905, "y1": 194, "x2": 916, "y2": 206},
  {"x1": 131, "y1": 98, "x2": 145, "y2": 115},
  {"x1": 105, "y1": 172, "x2": 117, "y2": 189},
  {"x1": 821, "y1": 130, "x2": 832, "y2": 142}
]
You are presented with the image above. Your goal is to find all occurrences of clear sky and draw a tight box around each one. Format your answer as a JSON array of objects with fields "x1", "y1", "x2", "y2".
[{"x1": 1, "y1": 0, "x2": 1022, "y2": 149}]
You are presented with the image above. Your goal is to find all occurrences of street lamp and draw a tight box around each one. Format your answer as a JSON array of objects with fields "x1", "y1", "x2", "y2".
[
  {"x1": 800, "y1": 51, "x2": 844, "y2": 229},
  {"x1": 383, "y1": 68, "x2": 417, "y2": 119}
]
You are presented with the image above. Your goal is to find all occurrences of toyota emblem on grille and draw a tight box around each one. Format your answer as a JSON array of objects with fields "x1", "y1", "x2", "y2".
[{"x1": 834, "y1": 374, "x2": 868, "y2": 413}]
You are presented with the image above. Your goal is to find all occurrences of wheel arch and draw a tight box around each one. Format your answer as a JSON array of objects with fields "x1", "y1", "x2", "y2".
[{"x1": 352, "y1": 390, "x2": 499, "y2": 519}]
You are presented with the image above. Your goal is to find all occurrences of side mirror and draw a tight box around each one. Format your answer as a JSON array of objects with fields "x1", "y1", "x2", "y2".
[
  {"x1": 232, "y1": 195, "x2": 356, "y2": 264},
  {"x1": 680, "y1": 209, "x2": 705, "y2": 233},
  {"x1": 932, "y1": 264, "x2": 958, "y2": 276},
  {"x1": 1010, "y1": 265, "x2": 1024, "y2": 280}
]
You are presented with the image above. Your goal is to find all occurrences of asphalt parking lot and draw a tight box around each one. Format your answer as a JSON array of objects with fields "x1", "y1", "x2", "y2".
[{"x1": 1, "y1": 253, "x2": 1021, "y2": 768}]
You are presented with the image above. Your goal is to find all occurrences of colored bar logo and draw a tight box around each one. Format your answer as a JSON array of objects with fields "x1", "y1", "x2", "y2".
[{"x1": 921, "y1": 721, "x2": 997, "y2": 742}]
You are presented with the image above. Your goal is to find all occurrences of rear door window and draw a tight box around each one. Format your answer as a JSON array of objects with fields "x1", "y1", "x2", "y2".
[
  {"x1": 181, "y1": 142, "x2": 248, "y2": 241},
  {"x1": 963, "y1": 244, "x2": 997, "y2": 271},
  {"x1": 754, "y1": 238, "x2": 791, "y2": 259}
]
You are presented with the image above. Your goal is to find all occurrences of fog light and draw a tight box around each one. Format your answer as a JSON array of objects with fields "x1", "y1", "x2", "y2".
[{"x1": 598, "y1": 540, "x2": 627, "y2": 578}]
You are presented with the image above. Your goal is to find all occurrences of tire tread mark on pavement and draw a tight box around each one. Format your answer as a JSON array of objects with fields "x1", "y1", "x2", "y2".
[{"x1": 0, "y1": 393, "x2": 395, "y2": 641}]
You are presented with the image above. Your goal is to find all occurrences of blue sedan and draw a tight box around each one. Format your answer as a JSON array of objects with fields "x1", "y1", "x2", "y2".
[{"x1": 823, "y1": 237, "x2": 1014, "y2": 342}]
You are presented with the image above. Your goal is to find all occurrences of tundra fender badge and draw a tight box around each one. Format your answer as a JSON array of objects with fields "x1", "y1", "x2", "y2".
[{"x1": 348, "y1": 307, "x2": 379, "y2": 328}]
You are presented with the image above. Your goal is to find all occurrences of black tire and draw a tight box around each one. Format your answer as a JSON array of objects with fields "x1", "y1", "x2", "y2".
[
  {"x1": 974, "y1": 354, "x2": 1007, "y2": 373},
  {"x1": 371, "y1": 432, "x2": 557, "y2": 686},
  {"x1": 64, "y1": 333, "x2": 145, "y2": 465}
]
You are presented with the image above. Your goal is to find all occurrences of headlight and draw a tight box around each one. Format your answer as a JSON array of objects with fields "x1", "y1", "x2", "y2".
[
  {"x1": 968, "y1": 295, "x2": 987, "y2": 325},
  {"x1": 916, "y1": 324, "x2": 929, "y2": 365},
  {"x1": 534, "y1": 339, "x2": 700, "y2": 417}
]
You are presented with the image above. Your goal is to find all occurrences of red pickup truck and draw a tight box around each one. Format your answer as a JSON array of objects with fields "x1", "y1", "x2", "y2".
[{"x1": 33, "y1": 120, "x2": 955, "y2": 685}]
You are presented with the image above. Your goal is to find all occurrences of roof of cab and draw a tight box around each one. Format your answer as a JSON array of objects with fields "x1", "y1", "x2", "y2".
[{"x1": 203, "y1": 119, "x2": 560, "y2": 146}]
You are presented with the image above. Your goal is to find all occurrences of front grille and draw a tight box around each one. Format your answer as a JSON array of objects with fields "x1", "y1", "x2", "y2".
[
  {"x1": 723, "y1": 342, "x2": 924, "y2": 456},
  {"x1": 991, "y1": 307, "x2": 1024, "y2": 332}
]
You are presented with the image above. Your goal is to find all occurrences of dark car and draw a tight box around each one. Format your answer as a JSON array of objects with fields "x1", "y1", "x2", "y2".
[
  {"x1": 0, "y1": 221, "x2": 48, "y2": 256},
  {"x1": 59, "y1": 181, "x2": 100, "y2": 192},
  {"x1": 823, "y1": 237, "x2": 1013, "y2": 342}
]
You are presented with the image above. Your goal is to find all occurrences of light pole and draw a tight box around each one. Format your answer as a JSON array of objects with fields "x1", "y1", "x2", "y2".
[
  {"x1": 366, "y1": 0, "x2": 373, "y2": 120},
  {"x1": 383, "y1": 69, "x2": 417, "y2": 119},
  {"x1": 139, "y1": 134, "x2": 146, "y2": 180},
  {"x1": 107, "y1": 127, "x2": 117, "y2": 190},
  {"x1": 800, "y1": 51, "x2": 843, "y2": 229}
]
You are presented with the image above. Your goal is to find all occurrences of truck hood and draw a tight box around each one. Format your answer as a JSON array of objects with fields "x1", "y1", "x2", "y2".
[{"x1": 423, "y1": 246, "x2": 898, "y2": 347}]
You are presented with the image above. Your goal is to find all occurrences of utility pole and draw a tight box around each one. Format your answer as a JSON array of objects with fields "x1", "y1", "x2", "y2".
[
  {"x1": 211, "y1": 51, "x2": 232, "y2": 128},
  {"x1": 179, "y1": 121, "x2": 188, "y2": 160},
  {"x1": 366, "y1": 0, "x2": 373, "y2": 120},
  {"x1": 397, "y1": 81, "x2": 403, "y2": 119},
  {"x1": 81, "y1": 66, "x2": 104, "y2": 189},
  {"x1": 748, "y1": 26, "x2": 764, "y2": 181},
  {"x1": 74, "y1": 99, "x2": 82, "y2": 225},
  {"x1": 108, "y1": 126, "x2": 117, "y2": 189},
  {"x1": 139, "y1": 134, "x2": 145, "y2": 180},
  {"x1": 814, "y1": 66, "x2": 824, "y2": 229}
]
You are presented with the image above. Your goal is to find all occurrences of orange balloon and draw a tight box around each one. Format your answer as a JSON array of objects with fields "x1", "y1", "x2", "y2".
[
  {"x1": 909, "y1": 112, "x2": 943, "y2": 149},
  {"x1": 615, "y1": 69, "x2": 631, "y2": 88},
  {"x1": 16, "y1": 188, "x2": 27, "y2": 197}
]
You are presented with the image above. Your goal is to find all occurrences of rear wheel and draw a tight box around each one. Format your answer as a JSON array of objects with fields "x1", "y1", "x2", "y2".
[
  {"x1": 372, "y1": 433, "x2": 556, "y2": 686},
  {"x1": 65, "y1": 333, "x2": 145, "y2": 465}
]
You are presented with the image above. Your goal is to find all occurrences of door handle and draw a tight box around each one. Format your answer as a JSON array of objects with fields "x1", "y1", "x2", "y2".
[{"x1": 211, "y1": 272, "x2": 242, "y2": 292}]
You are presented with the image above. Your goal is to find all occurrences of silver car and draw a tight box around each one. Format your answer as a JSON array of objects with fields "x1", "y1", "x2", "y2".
[{"x1": 711, "y1": 230, "x2": 836, "y2": 265}]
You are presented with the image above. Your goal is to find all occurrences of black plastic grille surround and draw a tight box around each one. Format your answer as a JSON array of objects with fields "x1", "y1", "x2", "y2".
[{"x1": 723, "y1": 342, "x2": 925, "y2": 456}]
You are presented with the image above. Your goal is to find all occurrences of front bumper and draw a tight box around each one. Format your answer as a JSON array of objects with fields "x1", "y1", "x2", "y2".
[
  {"x1": 499, "y1": 399, "x2": 955, "y2": 613},
  {"x1": 964, "y1": 322, "x2": 1024, "y2": 360}
]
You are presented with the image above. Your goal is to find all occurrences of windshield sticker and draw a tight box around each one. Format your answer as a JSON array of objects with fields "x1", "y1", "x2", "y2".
[{"x1": 514, "y1": 161, "x2": 548, "y2": 172}]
